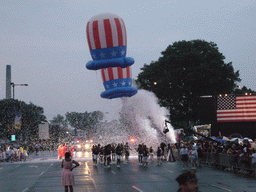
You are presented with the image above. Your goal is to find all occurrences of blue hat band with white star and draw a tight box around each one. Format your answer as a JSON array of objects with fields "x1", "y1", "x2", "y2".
[
  {"x1": 103, "y1": 78, "x2": 133, "y2": 90},
  {"x1": 90, "y1": 46, "x2": 127, "y2": 60}
]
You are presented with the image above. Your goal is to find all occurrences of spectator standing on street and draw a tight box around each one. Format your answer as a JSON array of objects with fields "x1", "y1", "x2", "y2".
[
  {"x1": 35, "y1": 143, "x2": 39, "y2": 156},
  {"x1": 250, "y1": 148, "x2": 256, "y2": 177},
  {"x1": 61, "y1": 152, "x2": 80, "y2": 192},
  {"x1": 179, "y1": 130, "x2": 186, "y2": 143},
  {"x1": 23, "y1": 147, "x2": 28, "y2": 161},
  {"x1": 189, "y1": 146, "x2": 198, "y2": 169},
  {"x1": 196, "y1": 144, "x2": 203, "y2": 168},
  {"x1": 180, "y1": 145, "x2": 189, "y2": 170}
]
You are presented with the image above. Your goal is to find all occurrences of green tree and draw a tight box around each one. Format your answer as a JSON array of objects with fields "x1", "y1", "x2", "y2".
[
  {"x1": 136, "y1": 39, "x2": 241, "y2": 126},
  {"x1": 50, "y1": 114, "x2": 67, "y2": 127},
  {"x1": 49, "y1": 114, "x2": 68, "y2": 139},
  {"x1": 232, "y1": 86, "x2": 256, "y2": 95},
  {"x1": 65, "y1": 111, "x2": 103, "y2": 137},
  {"x1": 0, "y1": 99, "x2": 46, "y2": 140}
]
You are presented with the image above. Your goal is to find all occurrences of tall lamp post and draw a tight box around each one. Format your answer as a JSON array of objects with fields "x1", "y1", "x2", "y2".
[
  {"x1": 10, "y1": 82, "x2": 28, "y2": 141},
  {"x1": 10, "y1": 83, "x2": 28, "y2": 99}
]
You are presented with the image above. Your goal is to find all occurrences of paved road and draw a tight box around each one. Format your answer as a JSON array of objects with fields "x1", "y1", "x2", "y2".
[{"x1": 0, "y1": 151, "x2": 255, "y2": 192}]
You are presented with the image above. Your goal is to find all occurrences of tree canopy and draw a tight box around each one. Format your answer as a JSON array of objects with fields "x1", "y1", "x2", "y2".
[
  {"x1": 0, "y1": 99, "x2": 46, "y2": 139},
  {"x1": 136, "y1": 39, "x2": 242, "y2": 126},
  {"x1": 65, "y1": 111, "x2": 104, "y2": 137}
]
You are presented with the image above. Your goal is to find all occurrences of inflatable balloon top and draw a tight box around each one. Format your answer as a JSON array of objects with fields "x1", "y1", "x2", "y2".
[{"x1": 86, "y1": 13, "x2": 137, "y2": 99}]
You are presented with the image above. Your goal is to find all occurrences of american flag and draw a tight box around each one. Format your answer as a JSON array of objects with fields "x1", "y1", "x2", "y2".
[{"x1": 217, "y1": 95, "x2": 256, "y2": 122}]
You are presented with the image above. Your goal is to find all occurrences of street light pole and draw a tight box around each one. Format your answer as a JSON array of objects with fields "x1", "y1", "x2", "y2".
[{"x1": 10, "y1": 83, "x2": 28, "y2": 99}]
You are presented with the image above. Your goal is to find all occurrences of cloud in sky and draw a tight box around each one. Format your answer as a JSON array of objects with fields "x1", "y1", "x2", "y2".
[{"x1": 1, "y1": 0, "x2": 255, "y2": 121}]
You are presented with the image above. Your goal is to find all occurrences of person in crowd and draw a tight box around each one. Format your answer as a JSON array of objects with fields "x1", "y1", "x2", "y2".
[
  {"x1": 227, "y1": 144, "x2": 236, "y2": 155},
  {"x1": 7, "y1": 147, "x2": 14, "y2": 162},
  {"x1": 104, "y1": 144, "x2": 111, "y2": 167},
  {"x1": 176, "y1": 169, "x2": 199, "y2": 192},
  {"x1": 13, "y1": 147, "x2": 18, "y2": 161},
  {"x1": 58, "y1": 144, "x2": 62, "y2": 159},
  {"x1": 189, "y1": 146, "x2": 198, "y2": 169},
  {"x1": 149, "y1": 146, "x2": 154, "y2": 161},
  {"x1": 180, "y1": 145, "x2": 189, "y2": 170},
  {"x1": 1, "y1": 147, "x2": 6, "y2": 161},
  {"x1": 64, "y1": 143, "x2": 69, "y2": 154},
  {"x1": 142, "y1": 145, "x2": 149, "y2": 166},
  {"x1": 99, "y1": 146, "x2": 104, "y2": 164},
  {"x1": 92, "y1": 145, "x2": 99, "y2": 166},
  {"x1": 179, "y1": 130, "x2": 186, "y2": 143},
  {"x1": 70, "y1": 145, "x2": 76, "y2": 158},
  {"x1": 211, "y1": 142, "x2": 218, "y2": 166},
  {"x1": 120, "y1": 143, "x2": 124, "y2": 160},
  {"x1": 23, "y1": 147, "x2": 28, "y2": 161},
  {"x1": 250, "y1": 148, "x2": 256, "y2": 177},
  {"x1": 168, "y1": 143, "x2": 176, "y2": 162},
  {"x1": 124, "y1": 142, "x2": 130, "y2": 162},
  {"x1": 160, "y1": 142, "x2": 167, "y2": 161},
  {"x1": 61, "y1": 152, "x2": 80, "y2": 192},
  {"x1": 231, "y1": 144, "x2": 240, "y2": 171},
  {"x1": 157, "y1": 147, "x2": 162, "y2": 165},
  {"x1": 35, "y1": 143, "x2": 39, "y2": 156},
  {"x1": 111, "y1": 144, "x2": 116, "y2": 163},
  {"x1": 196, "y1": 143, "x2": 203, "y2": 168},
  {"x1": 116, "y1": 143, "x2": 122, "y2": 167},
  {"x1": 240, "y1": 141, "x2": 251, "y2": 171},
  {"x1": 137, "y1": 144, "x2": 143, "y2": 165}
]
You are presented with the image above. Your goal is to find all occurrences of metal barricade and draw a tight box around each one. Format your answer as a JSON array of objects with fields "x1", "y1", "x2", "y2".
[
  {"x1": 219, "y1": 153, "x2": 232, "y2": 169},
  {"x1": 184, "y1": 151, "x2": 255, "y2": 176},
  {"x1": 201, "y1": 152, "x2": 210, "y2": 165}
]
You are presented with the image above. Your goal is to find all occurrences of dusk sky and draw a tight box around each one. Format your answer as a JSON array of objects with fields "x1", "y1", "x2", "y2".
[{"x1": 1, "y1": 0, "x2": 255, "y2": 121}]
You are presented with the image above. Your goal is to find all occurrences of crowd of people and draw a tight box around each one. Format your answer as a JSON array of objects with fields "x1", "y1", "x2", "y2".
[
  {"x1": 1, "y1": 137, "x2": 255, "y2": 192},
  {"x1": 0, "y1": 139, "x2": 58, "y2": 162},
  {"x1": 84, "y1": 138, "x2": 256, "y2": 178},
  {"x1": 177, "y1": 138, "x2": 256, "y2": 177},
  {"x1": 87, "y1": 142, "x2": 178, "y2": 168},
  {"x1": 1, "y1": 136, "x2": 256, "y2": 178}
]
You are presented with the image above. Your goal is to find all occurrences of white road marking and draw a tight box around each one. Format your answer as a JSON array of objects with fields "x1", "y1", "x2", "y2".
[
  {"x1": 210, "y1": 184, "x2": 233, "y2": 192},
  {"x1": 39, "y1": 171, "x2": 45, "y2": 176},
  {"x1": 22, "y1": 188, "x2": 28, "y2": 192},
  {"x1": 0, "y1": 167, "x2": 3, "y2": 170},
  {"x1": 111, "y1": 171, "x2": 116, "y2": 174},
  {"x1": 132, "y1": 186, "x2": 143, "y2": 192},
  {"x1": 16, "y1": 165, "x2": 20, "y2": 168},
  {"x1": 29, "y1": 165, "x2": 38, "y2": 168},
  {"x1": 169, "y1": 170, "x2": 174, "y2": 173},
  {"x1": 50, "y1": 163, "x2": 53, "y2": 166}
]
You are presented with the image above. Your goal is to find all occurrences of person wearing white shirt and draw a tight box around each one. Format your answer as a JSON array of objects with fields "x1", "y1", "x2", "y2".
[{"x1": 180, "y1": 145, "x2": 189, "y2": 170}]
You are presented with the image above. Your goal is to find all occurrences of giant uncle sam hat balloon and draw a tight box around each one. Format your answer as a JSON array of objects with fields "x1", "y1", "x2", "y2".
[
  {"x1": 86, "y1": 13, "x2": 134, "y2": 70},
  {"x1": 86, "y1": 13, "x2": 137, "y2": 99}
]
